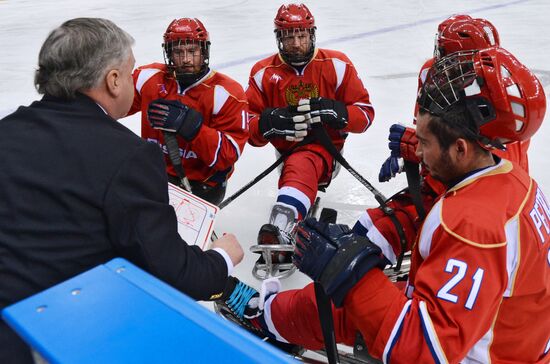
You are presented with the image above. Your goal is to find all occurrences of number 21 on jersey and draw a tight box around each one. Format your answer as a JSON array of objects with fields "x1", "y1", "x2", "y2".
[{"x1": 437, "y1": 258, "x2": 485, "y2": 310}]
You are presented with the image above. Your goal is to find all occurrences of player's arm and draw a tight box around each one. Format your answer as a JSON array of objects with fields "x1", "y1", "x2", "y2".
[
  {"x1": 128, "y1": 66, "x2": 163, "y2": 117},
  {"x1": 346, "y1": 226, "x2": 508, "y2": 362},
  {"x1": 188, "y1": 85, "x2": 249, "y2": 172},
  {"x1": 352, "y1": 195, "x2": 425, "y2": 264},
  {"x1": 336, "y1": 60, "x2": 375, "y2": 133},
  {"x1": 103, "y1": 141, "x2": 236, "y2": 300},
  {"x1": 245, "y1": 70, "x2": 271, "y2": 147},
  {"x1": 295, "y1": 59, "x2": 374, "y2": 134}
]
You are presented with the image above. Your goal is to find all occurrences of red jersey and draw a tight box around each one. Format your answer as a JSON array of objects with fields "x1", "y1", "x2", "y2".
[
  {"x1": 347, "y1": 159, "x2": 550, "y2": 363},
  {"x1": 129, "y1": 64, "x2": 248, "y2": 185},
  {"x1": 246, "y1": 48, "x2": 374, "y2": 160}
]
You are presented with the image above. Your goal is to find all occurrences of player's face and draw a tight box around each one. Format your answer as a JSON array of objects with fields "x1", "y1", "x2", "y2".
[
  {"x1": 171, "y1": 42, "x2": 203, "y2": 74},
  {"x1": 280, "y1": 28, "x2": 311, "y2": 58},
  {"x1": 415, "y1": 113, "x2": 456, "y2": 183}
]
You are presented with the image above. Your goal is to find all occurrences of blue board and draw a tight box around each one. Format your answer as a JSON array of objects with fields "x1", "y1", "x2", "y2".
[{"x1": 2, "y1": 258, "x2": 296, "y2": 364}]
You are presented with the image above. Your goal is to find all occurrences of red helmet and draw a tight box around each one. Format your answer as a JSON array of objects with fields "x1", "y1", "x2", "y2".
[
  {"x1": 163, "y1": 18, "x2": 209, "y2": 43},
  {"x1": 273, "y1": 4, "x2": 316, "y2": 66},
  {"x1": 162, "y1": 18, "x2": 211, "y2": 81},
  {"x1": 274, "y1": 3, "x2": 315, "y2": 30},
  {"x1": 437, "y1": 14, "x2": 473, "y2": 33},
  {"x1": 418, "y1": 47, "x2": 546, "y2": 146},
  {"x1": 436, "y1": 17, "x2": 500, "y2": 58}
]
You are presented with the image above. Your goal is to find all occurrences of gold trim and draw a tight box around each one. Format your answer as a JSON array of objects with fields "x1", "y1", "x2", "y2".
[
  {"x1": 439, "y1": 199, "x2": 507, "y2": 248},
  {"x1": 448, "y1": 160, "x2": 513, "y2": 193}
]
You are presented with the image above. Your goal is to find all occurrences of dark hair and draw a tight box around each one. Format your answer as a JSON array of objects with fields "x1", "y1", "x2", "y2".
[
  {"x1": 35, "y1": 18, "x2": 134, "y2": 99},
  {"x1": 419, "y1": 104, "x2": 487, "y2": 154}
]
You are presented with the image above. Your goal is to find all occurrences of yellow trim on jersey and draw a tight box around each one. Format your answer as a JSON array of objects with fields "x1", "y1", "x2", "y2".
[
  {"x1": 439, "y1": 211, "x2": 508, "y2": 248},
  {"x1": 439, "y1": 160, "x2": 516, "y2": 248},
  {"x1": 513, "y1": 177, "x2": 533, "y2": 218},
  {"x1": 448, "y1": 160, "x2": 513, "y2": 193}
]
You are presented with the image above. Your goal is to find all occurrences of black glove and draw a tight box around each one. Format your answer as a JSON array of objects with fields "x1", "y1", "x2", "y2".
[
  {"x1": 258, "y1": 106, "x2": 308, "y2": 142},
  {"x1": 297, "y1": 97, "x2": 348, "y2": 130},
  {"x1": 147, "y1": 99, "x2": 203, "y2": 142},
  {"x1": 293, "y1": 217, "x2": 387, "y2": 307}
]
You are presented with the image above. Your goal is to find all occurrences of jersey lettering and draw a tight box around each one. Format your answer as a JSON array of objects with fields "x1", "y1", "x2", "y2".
[
  {"x1": 146, "y1": 138, "x2": 198, "y2": 159},
  {"x1": 529, "y1": 187, "x2": 550, "y2": 243}
]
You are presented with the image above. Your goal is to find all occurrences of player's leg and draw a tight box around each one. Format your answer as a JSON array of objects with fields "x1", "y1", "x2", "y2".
[
  {"x1": 261, "y1": 282, "x2": 357, "y2": 349},
  {"x1": 253, "y1": 150, "x2": 330, "y2": 279}
]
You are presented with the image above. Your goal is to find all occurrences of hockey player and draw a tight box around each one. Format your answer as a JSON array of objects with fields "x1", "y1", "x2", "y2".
[
  {"x1": 221, "y1": 47, "x2": 549, "y2": 363},
  {"x1": 128, "y1": 18, "x2": 248, "y2": 205},
  {"x1": 246, "y1": 3, "x2": 374, "y2": 277},
  {"x1": 357, "y1": 15, "x2": 536, "y2": 267}
]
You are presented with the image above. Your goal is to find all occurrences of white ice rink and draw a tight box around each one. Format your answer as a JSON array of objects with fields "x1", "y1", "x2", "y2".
[{"x1": 1, "y1": 0, "x2": 549, "y2": 295}]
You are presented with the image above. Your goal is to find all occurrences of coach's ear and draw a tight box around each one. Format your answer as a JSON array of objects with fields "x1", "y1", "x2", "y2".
[{"x1": 105, "y1": 68, "x2": 122, "y2": 97}]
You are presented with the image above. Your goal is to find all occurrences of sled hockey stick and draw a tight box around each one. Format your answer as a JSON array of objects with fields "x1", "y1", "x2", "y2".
[
  {"x1": 315, "y1": 282, "x2": 340, "y2": 364},
  {"x1": 217, "y1": 136, "x2": 314, "y2": 210},
  {"x1": 164, "y1": 132, "x2": 221, "y2": 241},
  {"x1": 315, "y1": 207, "x2": 340, "y2": 364},
  {"x1": 311, "y1": 124, "x2": 408, "y2": 270},
  {"x1": 403, "y1": 161, "x2": 426, "y2": 220},
  {"x1": 164, "y1": 132, "x2": 193, "y2": 191}
]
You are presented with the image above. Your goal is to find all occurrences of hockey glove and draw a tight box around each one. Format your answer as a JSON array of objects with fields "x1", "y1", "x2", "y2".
[
  {"x1": 388, "y1": 124, "x2": 420, "y2": 163},
  {"x1": 147, "y1": 99, "x2": 203, "y2": 142},
  {"x1": 293, "y1": 217, "x2": 387, "y2": 307},
  {"x1": 258, "y1": 106, "x2": 308, "y2": 142},
  {"x1": 297, "y1": 97, "x2": 348, "y2": 130},
  {"x1": 378, "y1": 156, "x2": 404, "y2": 182}
]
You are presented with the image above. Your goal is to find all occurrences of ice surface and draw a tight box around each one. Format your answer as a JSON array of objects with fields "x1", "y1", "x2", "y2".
[{"x1": 1, "y1": 0, "x2": 549, "y2": 295}]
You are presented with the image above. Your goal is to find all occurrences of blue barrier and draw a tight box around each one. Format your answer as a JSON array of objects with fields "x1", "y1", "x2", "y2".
[{"x1": 2, "y1": 258, "x2": 296, "y2": 364}]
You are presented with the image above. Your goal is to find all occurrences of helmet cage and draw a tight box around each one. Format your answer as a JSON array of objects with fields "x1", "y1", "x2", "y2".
[
  {"x1": 418, "y1": 48, "x2": 546, "y2": 147},
  {"x1": 275, "y1": 27, "x2": 316, "y2": 66},
  {"x1": 163, "y1": 38, "x2": 210, "y2": 82}
]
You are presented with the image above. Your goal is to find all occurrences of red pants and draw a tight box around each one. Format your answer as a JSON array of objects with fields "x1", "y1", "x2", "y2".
[
  {"x1": 277, "y1": 150, "x2": 333, "y2": 218},
  {"x1": 269, "y1": 282, "x2": 357, "y2": 350}
]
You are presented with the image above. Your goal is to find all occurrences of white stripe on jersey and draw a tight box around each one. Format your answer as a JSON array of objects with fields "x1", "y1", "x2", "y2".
[
  {"x1": 253, "y1": 68, "x2": 267, "y2": 93},
  {"x1": 263, "y1": 294, "x2": 289, "y2": 343},
  {"x1": 224, "y1": 134, "x2": 241, "y2": 159},
  {"x1": 418, "y1": 301, "x2": 449, "y2": 364},
  {"x1": 383, "y1": 300, "x2": 412, "y2": 363},
  {"x1": 462, "y1": 327, "x2": 493, "y2": 364},
  {"x1": 213, "y1": 85, "x2": 230, "y2": 115},
  {"x1": 331, "y1": 58, "x2": 347, "y2": 92},
  {"x1": 352, "y1": 102, "x2": 373, "y2": 131},
  {"x1": 356, "y1": 212, "x2": 397, "y2": 264},
  {"x1": 504, "y1": 215, "x2": 520, "y2": 297},
  {"x1": 135, "y1": 68, "x2": 161, "y2": 95},
  {"x1": 208, "y1": 131, "x2": 222, "y2": 167},
  {"x1": 418, "y1": 199, "x2": 442, "y2": 259}
]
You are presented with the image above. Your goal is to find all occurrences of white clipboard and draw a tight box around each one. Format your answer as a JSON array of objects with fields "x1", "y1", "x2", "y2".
[{"x1": 167, "y1": 183, "x2": 218, "y2": 250}]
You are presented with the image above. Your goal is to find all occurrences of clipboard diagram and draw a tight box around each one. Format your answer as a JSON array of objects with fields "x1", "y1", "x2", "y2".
[{"x1": 167, "y1": 183, "x2": 218, "y2": 250}]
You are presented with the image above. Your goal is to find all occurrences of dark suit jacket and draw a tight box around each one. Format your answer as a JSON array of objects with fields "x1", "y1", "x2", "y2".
[{"x1": 0, "y1": 94, "x2": 228, "y2": 363}]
